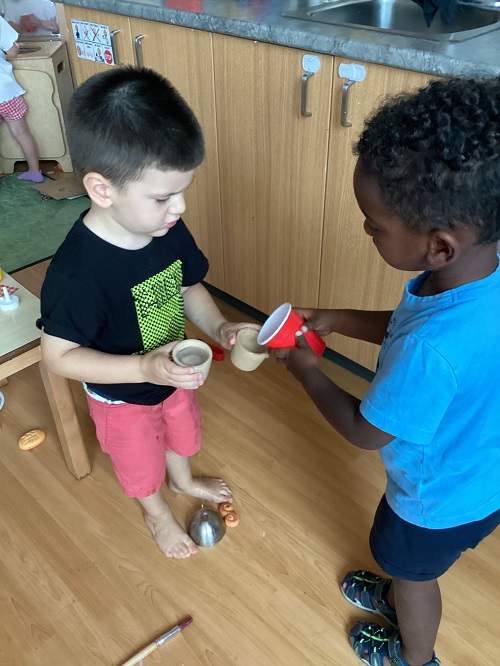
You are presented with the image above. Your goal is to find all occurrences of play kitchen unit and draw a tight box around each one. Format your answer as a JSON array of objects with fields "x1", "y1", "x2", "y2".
[
  {"x1": 0, "y1": 0, "x2": 73, "y2": 175},
  {"x1": 56, "y1": 0, "x2": 499, "y2": 372},
  {"x1": 0, "y1": 40, "x2": 73, "y2": 173}
]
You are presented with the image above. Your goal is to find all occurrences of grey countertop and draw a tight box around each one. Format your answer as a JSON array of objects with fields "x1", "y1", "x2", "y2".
[{"x1": 56, "y1": 0, "x2": 500, "y2": 76}]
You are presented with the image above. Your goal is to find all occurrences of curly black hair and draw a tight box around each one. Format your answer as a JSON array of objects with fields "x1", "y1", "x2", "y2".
[{"x1": 355, "y1": 77, "x2": 500, "y2": 244}]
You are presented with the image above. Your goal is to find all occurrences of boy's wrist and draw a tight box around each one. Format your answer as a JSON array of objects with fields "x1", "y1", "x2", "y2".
[{"x1": 213, "y1": 318, "x2": 230, "y2": 342}]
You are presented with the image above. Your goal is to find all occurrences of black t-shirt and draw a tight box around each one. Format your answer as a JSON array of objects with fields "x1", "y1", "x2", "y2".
[{"x1": 37, "y1": 212, "x2": 209, "y2": 405}]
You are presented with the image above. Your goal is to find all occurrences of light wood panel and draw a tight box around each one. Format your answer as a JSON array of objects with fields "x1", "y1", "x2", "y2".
[
  {"x1": 320, "y1": 61, "x2": 432, "y2": 370},
  {"x1": 0, "y1": 272, "x2": 41, "y2": 359},
  {"x1": 63, "y1": 7, "x2": 135, "y2": 86},
  {"x1": 213, "y1": 35, "x2": 333, "y2": 314},
  {"x1": 0, "y1": 261, "x2": 497, "y2": 664},
  {"x1": 0, "y1": 346, "x2": 41, "y2": 380},
  {"x1": 131, "y1": 19, "x2": 224, "y2": 291}
]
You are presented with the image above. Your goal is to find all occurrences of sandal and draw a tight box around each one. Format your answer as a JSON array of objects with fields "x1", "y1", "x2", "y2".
[
  {"x1": 341, "y1": 570, "x2": 399, "y2": 628},
  {"x1": 349, "y1": 621, "x2": 441, "y2": 666}
]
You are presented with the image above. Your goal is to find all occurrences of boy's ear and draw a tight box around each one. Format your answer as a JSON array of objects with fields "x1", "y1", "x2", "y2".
[
  {"x1": 426, "y1": 230, "x2": 460, "y2": 267},
  {"x1": 82, "y1": 172, "x2": 114, "y2": 208}
]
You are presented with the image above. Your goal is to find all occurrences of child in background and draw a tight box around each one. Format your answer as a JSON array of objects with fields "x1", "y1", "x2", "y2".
[
  {"x1": 37, "y1": 67, "x2": 259, "y2": 559},
  {"x1": 275, "y1": 78, "x2": 500, "y2": 665},
  {"x1": 0, "y1": 14, "x2": 43, "y2": 182}
]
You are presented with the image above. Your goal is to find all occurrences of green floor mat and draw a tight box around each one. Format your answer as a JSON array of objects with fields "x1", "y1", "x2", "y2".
[{"x1": 0, "y1": 174, "x2": 90, "y2": 273}]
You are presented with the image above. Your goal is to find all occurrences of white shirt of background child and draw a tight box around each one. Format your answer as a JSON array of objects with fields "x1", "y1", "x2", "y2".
[{"x1": 0, "y1": 16, "x2": 25, "y2": 103}]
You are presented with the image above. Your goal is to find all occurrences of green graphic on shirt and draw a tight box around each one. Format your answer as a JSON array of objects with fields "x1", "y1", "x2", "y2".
[{"x1": 132, "y1": 261, "x2": 184, "y2": 353}]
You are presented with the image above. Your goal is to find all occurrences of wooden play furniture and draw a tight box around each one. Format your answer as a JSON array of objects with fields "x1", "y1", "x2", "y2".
[
  {"x1": 0, "y1": 272, "x2": 90, "y2": 479},
  {"x1": 0, "y1": 41, "x2": 74, "y2": 174}
]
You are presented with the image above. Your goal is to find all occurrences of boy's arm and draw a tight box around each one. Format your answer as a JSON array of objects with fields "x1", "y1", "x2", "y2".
[
  {"x1": 330, "y1": 309, "x2": 393, "y2": 345},
  {"x1": 297, "y1": 308, "x2": 393, "y2": 346},
  {"x1": 277, "y1": 333, "x2": 394, "y2": 450},
  {"x1": 182, "y1": 283, "x2": 260, "y2": 348},
  {"x1": 41, "y1": 332, "x2": 204, "y2": 389},
  {"x1": 299, "y1": 366, "x2": 393, "y2": 450},
  {"x1": 182, "y1": 283, "x2": 226, "y2": 341},
  {"x1": 5, "y1": 43, "x2": 19, "y2": 58}
]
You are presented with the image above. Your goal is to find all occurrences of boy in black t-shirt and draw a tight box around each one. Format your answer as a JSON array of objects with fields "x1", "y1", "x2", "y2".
[{"x1": 37, "y1": 67, "x2": 259, "y2": 559}]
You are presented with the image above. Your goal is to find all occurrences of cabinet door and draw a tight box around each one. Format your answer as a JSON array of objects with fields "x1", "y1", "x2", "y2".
[
  {"x1": 320, "y1": 61, "x2": 432, "y2": 371},
  {"x1": 130, "y1": 20, "x2": 224, "y2": 290},
  {"x1": 213, "y1": 35, "x2": 333, "y2": 314},
  {"x1": 63, "y1": 7, "x2": 134, "y2": 87}
]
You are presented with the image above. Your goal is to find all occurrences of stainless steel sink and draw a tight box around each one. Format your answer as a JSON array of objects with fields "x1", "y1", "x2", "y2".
[{"x1": 282, "y1": 0, "x2": 500, "y2": 42}]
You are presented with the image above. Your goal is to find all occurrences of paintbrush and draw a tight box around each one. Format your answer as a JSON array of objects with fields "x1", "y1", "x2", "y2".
[{"x1": 120, "y1": 616, "x2": 193, "y2": 666}]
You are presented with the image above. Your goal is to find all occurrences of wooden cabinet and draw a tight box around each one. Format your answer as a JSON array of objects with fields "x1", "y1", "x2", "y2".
[
  {"x1": 213, "y1": 35, "x2": 333, "y2": 314},
  {"x1": 62, "y1": 8, "x2": 224, "y2": 290},
  {"x1": 320, "y1": 61, "x2": 432, "y2": 369}
]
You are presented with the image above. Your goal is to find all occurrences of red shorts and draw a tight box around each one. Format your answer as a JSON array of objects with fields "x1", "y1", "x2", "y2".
[
  {"x1": 86, "y1": 389, "x2": 202, "y2": 498},
  {"x1": 0, "y1": 95, "x2": 28, "y2": 121}
]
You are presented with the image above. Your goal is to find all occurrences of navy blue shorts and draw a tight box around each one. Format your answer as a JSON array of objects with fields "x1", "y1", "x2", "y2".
[{"x1": 370, "y1": 495, "x2": 500, "y2": 581}]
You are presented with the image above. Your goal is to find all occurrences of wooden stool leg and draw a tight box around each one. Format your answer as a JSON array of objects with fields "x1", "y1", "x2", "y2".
[{"x1": 39, "y1": 363, "x2": 91, "y2": 480}]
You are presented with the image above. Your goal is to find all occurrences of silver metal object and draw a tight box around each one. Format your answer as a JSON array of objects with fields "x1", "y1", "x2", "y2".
[
  {"x1": 301, "y1": 54, "x2": 321, "y2": 118},
  {"x1": 282, "y1": 0, "x2": 500, "y2": 43},
  {"x1": 341, "y1": 79, "x2": 355, "y2": 127},
  {"x1": 134, "y1": 34, "x2": 145, "y2": 67},
  {"x1": 188, "y1": 508, "x2": 226, "y2": 547},
  {"x1": 338, "y1": 63, "x2": 366, "y2": 127},
  {"x1": 301, "y1": 72, "x2": 314, "y2": 117},
  {"x1": 110, "y1": 29, "x2": 121, "y2": 65}
]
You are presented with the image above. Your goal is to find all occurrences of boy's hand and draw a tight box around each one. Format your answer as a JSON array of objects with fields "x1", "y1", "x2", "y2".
[
  {"x1": 294, "y1": 308, "x2": 337, "y2": 337},
  {"x1": 216, "y1": 321, "x2": 261, "y2": 349},
  {"x1": 272, "y1": 331, "x2": 319, "y2": 383},
  {"x1": 140, "y1": 342, "x2": 204, "y2": 389}
]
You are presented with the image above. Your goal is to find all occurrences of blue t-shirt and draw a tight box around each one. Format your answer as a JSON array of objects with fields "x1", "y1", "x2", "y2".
[{"x1": 360, "y1": 258, "x2": 500, "y2": 529}]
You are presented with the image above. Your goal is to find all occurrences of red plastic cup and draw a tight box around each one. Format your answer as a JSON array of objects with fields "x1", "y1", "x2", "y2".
[{"x1": 257, "y1": 303, "x2": 326, "y2": 357}]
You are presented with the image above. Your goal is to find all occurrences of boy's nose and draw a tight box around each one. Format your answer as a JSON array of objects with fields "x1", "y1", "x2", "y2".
[{"x1": 170, "y1": 193, "x2": 186, "y2": 215}]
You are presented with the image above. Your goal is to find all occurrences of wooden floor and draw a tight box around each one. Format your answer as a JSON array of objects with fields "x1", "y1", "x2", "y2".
[{"x1": 1, "y1": 261, "x2": 498, "y2": 665}]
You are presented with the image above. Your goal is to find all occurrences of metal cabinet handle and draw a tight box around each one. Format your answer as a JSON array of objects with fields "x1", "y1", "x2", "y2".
[
  {"x1": 134, "y1": 34, "x2": 145, "y2": 67},
  {"x1": 341, "y1": 79, "x2": 355, "y2": 127},
  {"x1": 338, "y1": 63, "x2": 365, "y2": 128},
  {"x1": 301, "y1": 71, "x2": 315, "y2": 117},
  {"x1": 110, "y1": 29, "x2": 121, "y2": 65}
]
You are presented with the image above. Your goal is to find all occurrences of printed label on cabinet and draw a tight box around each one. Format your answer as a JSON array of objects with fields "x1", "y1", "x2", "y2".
[{"x1": 71, "y1": 19, "x2": 115, "y2": 66}]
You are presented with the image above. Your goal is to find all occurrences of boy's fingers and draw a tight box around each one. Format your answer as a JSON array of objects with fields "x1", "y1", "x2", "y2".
[
  {"x1": 271, "y1": 347, "x2": 290, "y2": 361},
  {"x1": 295, "y1": 331, "x2": 311, "y2": 350}
]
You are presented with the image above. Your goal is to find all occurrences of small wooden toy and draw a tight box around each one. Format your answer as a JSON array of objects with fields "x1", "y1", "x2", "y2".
[
  {"x1": 18, "y1": 429, "x2": 46, "y2": 450},
  {"x1": 218, "y1": 501, "x2": 234, "y2": 517},
  {"x1": 224, "y1": 511, "x2": 240, "y2": 528}
]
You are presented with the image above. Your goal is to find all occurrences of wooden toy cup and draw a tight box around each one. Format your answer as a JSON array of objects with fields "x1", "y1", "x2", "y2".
[
  {"x1": 172, "y1": 339, "x2": 212, "y2": 380},
  {"x1": 257, "y1": 303, "x2": 326, "y2": 356},
  {"x1": 230, "y1": 328, "x2": 268, "y2": 371}
]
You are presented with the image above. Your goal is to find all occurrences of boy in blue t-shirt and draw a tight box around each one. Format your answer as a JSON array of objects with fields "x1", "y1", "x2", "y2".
[
  {"x1": 38, "y1": 67, "x2": 259, "y2": 560},
  {"x1": 275, "y1": 78, "x2": 500, "y2": 665}
]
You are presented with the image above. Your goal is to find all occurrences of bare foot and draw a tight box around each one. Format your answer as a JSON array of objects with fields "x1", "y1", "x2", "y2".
[
  {"x1": 144, "y1": 512, "x2": 198, "y2": 559},
  {"x1": 169, "y1": 476, "x2": 233, "y2": 503}
]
